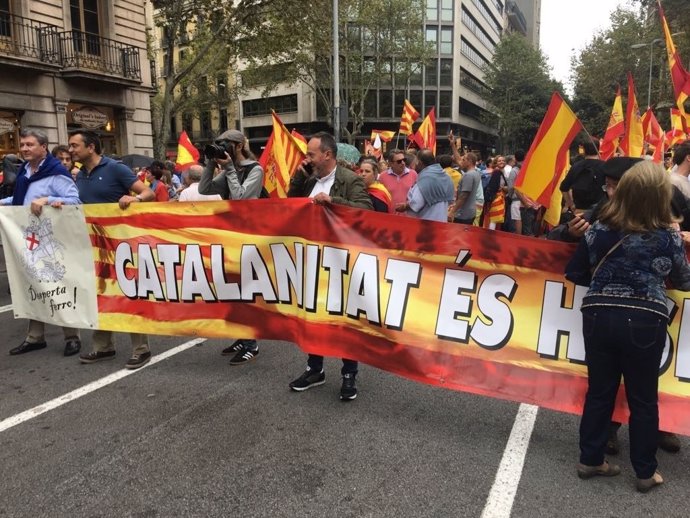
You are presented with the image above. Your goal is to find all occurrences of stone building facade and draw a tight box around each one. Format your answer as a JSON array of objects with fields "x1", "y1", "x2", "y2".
[{"x1": 0, "y1": 0, "x2": 154, "y2": 158}]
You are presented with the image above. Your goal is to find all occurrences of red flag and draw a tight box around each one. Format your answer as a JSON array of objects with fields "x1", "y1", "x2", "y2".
[
  {"x1": 175, "y1": 130, "x2": 200, "y2": 172},
  {"x1": 515, "y1": 92, "x2": 583, "y2": 206},
  {"x1": 641, "y1": 108, "x2": 664, "y2": 162},
  {"x1": 399, "y1": 100, "x2": 420, "y2": 136},
  {"x1": 659, "y1": 0, "x2": 690, "y2": 111},
  {"x1": 620, "y1": 72, "x2": 644, "y2": 158},
  {"x1": 410, "y1": 108, "x2": 436, "y2": 155},
  {"x1": 600, "y1": 87, "x2": 625, "y2": 160}
]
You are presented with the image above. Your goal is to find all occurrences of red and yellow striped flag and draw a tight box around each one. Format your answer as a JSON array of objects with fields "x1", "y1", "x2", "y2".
[
  {"x1": 600, "y1": 87, "x2": 625, "y2": 160},
  {"x1": 258, "y1": 111, "x2": 305, "y2": 198},
  {"x1": 399, "y1": 100, "x2": 420, "y2": 135},
  {"x1": 659, "y1": 0, "x2": 690, "y2": 111},
  {"x1": 410, "y1": 108, "x2": 437, "y2": 155},
  {"x1": 620, "y1": 72, "x2": 644, "y2": 158},
  {"x1": 514, "y1": 92, "x2": 582, "y2": 206},
  {"x1": 543, "y1": 151, "x2": 570, "y2": 227},
  {"x1": 174, "y1": 130, "x2": 200, "y2": 172}
]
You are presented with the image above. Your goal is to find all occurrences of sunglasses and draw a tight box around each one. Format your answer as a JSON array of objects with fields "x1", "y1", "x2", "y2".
[{"x1": 393, "y1": 159, "x2": 406, "y2": 164}]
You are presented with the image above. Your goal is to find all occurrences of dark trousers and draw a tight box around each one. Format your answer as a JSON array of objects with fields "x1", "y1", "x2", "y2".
[
  {"x1": 579, "y1": 306, "x2": 667, "y2": 479},
  {"x1": 307, "y1": 354, "x2": 358, "y2": 375}
]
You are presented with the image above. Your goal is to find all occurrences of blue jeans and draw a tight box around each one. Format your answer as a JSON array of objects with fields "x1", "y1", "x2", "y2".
[{"x1": 579, "y1": 306, "x2": 667, "y2": 478}]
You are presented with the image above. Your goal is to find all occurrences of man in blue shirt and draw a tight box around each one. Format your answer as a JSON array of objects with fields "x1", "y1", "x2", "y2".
[
  {"x1": 2, "y1": 128, "x2": 83, "y2": 357},
  {"x1": 69, "y1": 130, "x2": 155, "y2": 369}
]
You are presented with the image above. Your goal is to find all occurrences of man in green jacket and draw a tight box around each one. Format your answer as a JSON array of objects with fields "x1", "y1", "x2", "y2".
[{"x1": 287, "y1": 132, "x2": 372, "y2": 401}]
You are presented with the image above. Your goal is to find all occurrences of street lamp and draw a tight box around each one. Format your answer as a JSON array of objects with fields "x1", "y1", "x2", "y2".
[{"x1": 631, "y1": 32, "x2": 685, "y2": 109}]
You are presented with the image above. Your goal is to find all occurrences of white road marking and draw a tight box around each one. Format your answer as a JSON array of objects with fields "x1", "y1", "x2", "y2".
[
  {"x1": 0, "y1": 304, "x2": 13, "y2": 314},
  {"x1": 0, "y1": 337, "x2": 207, "y2": 433},
  {"x1": 480, "y1": 403, "x2": 539, "y2": 518}
]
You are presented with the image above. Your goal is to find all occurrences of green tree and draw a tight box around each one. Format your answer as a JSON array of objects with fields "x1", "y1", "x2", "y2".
[
  {"x1": 482, "y1": 33, "x2": 564, "y2": 153},
  {"x1": 239, "y1": 0, "x2": 434, "y2": 143},
  {"x1": 150, "y1": 0, "x2": 297, "y2": 159}
]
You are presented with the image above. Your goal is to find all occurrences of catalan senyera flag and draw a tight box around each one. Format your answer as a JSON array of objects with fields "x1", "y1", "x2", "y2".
[
  {"x1": 667, "y1": 108, "x2": 687, "y2": 147},
  {"x1": 659, "y1": 0, "x2": 690, "y2": 111},
  {"x1": 258, "y1": 111, "x2": 306, "y2": 198},
  {"x1": 175, "y1": 130, "x2": 200, "y2": 172},
  {"x1": 399, "y1": 99, "x2": 420, "y2": 135},
  {"x1": 514, "y1": 92, "x2": 582, "y2": 207},
  {"x1": 483, "y1": 190, "x2": 505, "y2": 227},
  {"x1": 642, "y1": 108, "x2": 665, "y2": 162},
  {"x1": 600, "y1": 87, "x2": 625, "y2": 160},
  {"x1": 371, "y1": 129, "x2": 395, "y2": 142},
  {"x1": 620, "y1": 72, "x2": 644, "y2": 158},
  {"x1": 410, "y1": 108, "x2": 437, "y2": 155},
  {"x1": 291, "y1": 128, "x2": 307, "y2": 154},
  {"x1": 543, "y1": 151, "x2": 570, "y2": 227}
]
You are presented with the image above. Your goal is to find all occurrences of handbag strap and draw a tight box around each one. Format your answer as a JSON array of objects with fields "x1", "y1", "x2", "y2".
[{"x1": 591, "y1": 235, "x2": 629, "y2": 278}]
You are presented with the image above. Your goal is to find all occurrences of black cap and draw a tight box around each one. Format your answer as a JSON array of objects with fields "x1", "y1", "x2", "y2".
[{"x1": 602, "y1": 157, "x2": 643, "y2": 181}]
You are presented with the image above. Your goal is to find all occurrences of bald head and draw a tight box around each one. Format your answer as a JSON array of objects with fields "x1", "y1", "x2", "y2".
[{"x1": 187, "y1": 165, "x2": 204, "y2": 183}]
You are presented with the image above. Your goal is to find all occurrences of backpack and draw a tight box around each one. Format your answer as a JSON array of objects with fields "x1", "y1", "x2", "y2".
[{"x1": 236, "y1": 161, "x2": 270, "y2": 199}]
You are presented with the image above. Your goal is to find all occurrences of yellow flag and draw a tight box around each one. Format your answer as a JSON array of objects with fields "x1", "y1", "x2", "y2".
[
  {"x1": 620, "y1": 72, "x2": 644, "y2": 158},
  {"x1": 543, "y1": 151, "x2": 569, "y2": 227}
]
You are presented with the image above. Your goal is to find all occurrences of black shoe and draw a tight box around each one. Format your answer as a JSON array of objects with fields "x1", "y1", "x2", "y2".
[
  {"x1": 80, "y1": 350, "x2": 116, "y2": 364},
  {"x1": 63, "y1": 338, "x2": 81, "y2": 357},
  {"x1": 289, "y1": 368, "x2": 325, "y2": 391},
  {"x1": 125, "y1": 351, "x2": 151, "y2": 370},
  {"x1": 340, "y1": 373, "x2": 357, "y2": 401},
  {"x1": 658, "y1": 431, "x2": 681, "y2": 453},
  {"x1": 221, "y1": 340, "x2": 246, "y2": 356},
  {"x1": 10, "y1": 340, "x2": 47, "y2": 355},
  {"x1": 229, "y1": 346, "x2": 259, "y2": 365}
]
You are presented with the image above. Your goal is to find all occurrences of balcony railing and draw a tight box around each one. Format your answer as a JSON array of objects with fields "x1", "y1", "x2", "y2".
[
  {"x1": 0, "y1": 12, "x2": 142, "y2": 82},
  {"x1": 60, "y1": 30, "x2": 141, "y2": 81},
  {"x1": 0, "y1": 12, "x2": 60, "y2": 65}
]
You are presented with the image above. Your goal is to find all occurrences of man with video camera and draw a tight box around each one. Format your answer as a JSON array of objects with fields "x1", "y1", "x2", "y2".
[{"x1": 199, "y1": 129, "x2": 265, "y2": 365}]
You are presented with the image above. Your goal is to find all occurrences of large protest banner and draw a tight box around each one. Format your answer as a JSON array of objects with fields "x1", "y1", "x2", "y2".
[{"x1": 1, "y1": 199, "x2": 689, "y2": 435}]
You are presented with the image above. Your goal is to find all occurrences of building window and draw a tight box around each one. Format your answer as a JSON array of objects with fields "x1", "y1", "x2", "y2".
[
  {"x1": 460, "y1": 67, "x2": 488, "y2": 96},
  {"x1": 441, "y1": 0, "x2": 454, "y2": 21},
  {"x1": 219, "y1": 108, "x2": 228, "y2": 132},
  {"x1": 200, "y1": 111, "x2": 211, "y2": 138},
  {"x1": 440, "y1": 58, "x2": 453, "y2": 86},
  {"x1": 0, "y1": 0, "x2": 11, "y2": 38},
  {"x1": 424, "y1": 91, "x2": 437, "y2": 114},
  {"x1": 439, "y1": 91, "x2": 452, "y2": 118},
  {"x1": 70, "y1": 0, "x2": 100, "y2": 55},
  {"x1": 440, "y1": 27, "x2": 453, "y2": 55},
  {"x1": 462, "y1": 6, "x2": 497, "y2": 51},
  {"x1": 182, "y1": 112, "x2": 193, "y2": 133},
  {"x1": 409, "y1": 62, "x2": 422, "y2": 86},
  {"x1": 425, "y1": 26, "x2": 437, "y2": 51},
  {"x1": 242, "y1": 94, "x2": 298, "y2": 117},
  {"x1": 461, "y1": 38, "x2": 490, "y2": 70},
  {"x1": 409, "y1": 90, "x2": 423, "y2": 112},
  {"x1": 169, "y1": 116, "x2": 177, "y2": 138},
  {"x1": 426, "y1": 0, "x2": 438, "y2": 20},
  {"x1": 380, "y1": 89, "x2": 393, "y2": 118},
  {"x1": 425, "y1": 59, "x2": 437, "y2": 87}
]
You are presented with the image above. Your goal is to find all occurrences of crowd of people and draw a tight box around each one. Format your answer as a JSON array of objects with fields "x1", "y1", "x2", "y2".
[{"x1": 1, "y1": 126, "x2": 689, "y2": 493}]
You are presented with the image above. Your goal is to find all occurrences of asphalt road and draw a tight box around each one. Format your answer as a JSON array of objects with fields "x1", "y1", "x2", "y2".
[{"x1": 0, "y1": 246, "x2": 688, "y2": 518}]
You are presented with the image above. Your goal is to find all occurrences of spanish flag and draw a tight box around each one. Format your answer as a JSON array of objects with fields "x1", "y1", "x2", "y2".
[
  {"x1": 399, "y1": 100, "x2": 420, "y2": 135},
  {"x1": 666, "y1": 107, "x2": 687, "y2": 147},
  {"x1": 258, "y1": 111, "x2": 306, "y2": 198},
  {"x1": 620, "y1": 72, "x2": 644, "y2": 158},
  {"x1": 371, "y1": 129, "x2": 396, "y2": 142},
  {"x1": 600, "y1": 87, "x2": 625, "y2": 160},
  {"x1": 641, "y1": 108, "x2": 665, "y2": 162},
  {"x1": 659, "y1": 0, "x2": 690, "y2": 112},
  {"x1": 410, "y1": 108, "x2": 437, "y2": 155},
  {"x1": 174, "y1": 130, "x2": 200, "y2": 172},
  {"x1": 514, "y1": 92, "x2": 582, "y2": 206},
  {"x1": 543, "y1": 151, "x2": 570, "y2": 227}
]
